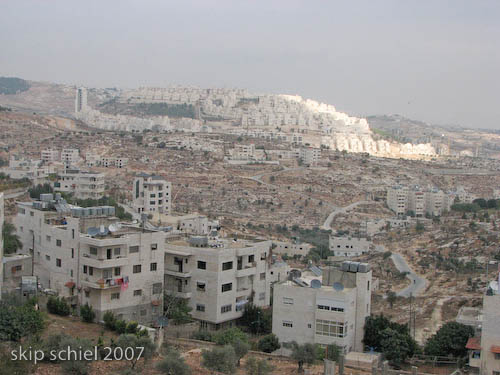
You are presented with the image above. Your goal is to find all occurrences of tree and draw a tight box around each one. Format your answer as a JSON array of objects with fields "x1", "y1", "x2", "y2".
[
  {"x1": 2, "y1": 222, "x2": 22, "y2": 254},
  {"x1": 164, "y1": 292, "x2": 192, "y2": 324},
  {"x1": 46, "y1": 296, "x2": 70, "y2": 316},
  {"x1": 28, "y1": 183, "x2": 53, "y2": 199},
  {"x1": 387, "y1": 291, "x2": 397, "y2": 309},
  {"x1": 245, "y1": 356, "x2": 274, "y2": 375},
  {"x1": 424, "y1": 322, "x2": 474, "y2": 358},
  {"x1": 103, "y1": 311, "x2": 116, "y2": 330},
  {"x1": 363, "y1": 315, "x2": 416, "y2": 354},
  {"x1": 290, "y1": 341, "x2": 316, "y2": 372},
  {"x1": 325, "y1": 344, "x2": 342, "y2": 362},
  {"x1": 115, "y1": 334, "x2": 156, "y2": 370},
  {"x1": 213, "y1": 327, "x2": 248, "y2": 345},
  {"x1": 80, "y1": 303, "x2": 96, "y2": 323},
  {"x1": 473, "y1": 198, "x2": 487, "y2": 209},
  {"x1": 415, "y1": 221, "x2": 425, "y2": 233},
  {"x1": 258, "y1": 334, "x2": 281, "y2": 353},
  {"x1": 202, "y1": 345, "x2": 237, "y2": 374},
  {"x1": 232, "y1": 338, "x2": 250, "y2": 366},
  {"x1": 379, "y1": 328, "x2": 413, "y2": 365},
  {"x1": 240, "y1": 304, "x2": 272, "y2": 334},
  {"x1": 0, "y1": 295, "x2": 44, "y2": 341},
  {"x1": 157, "y1": 348, "x2": 191, "y2": 375}
]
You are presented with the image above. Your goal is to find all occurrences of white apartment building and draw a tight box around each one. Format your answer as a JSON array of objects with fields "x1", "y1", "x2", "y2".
[
  {"x1": 272, "y1": 261, "x2": 372, "y2": 353},
  {"x1": 14, "y1": 197, "x2": 165, "y2": 325},
  {"x1": 3, "y1": 155, "x2": 52, "y2": 183},
  {"x1": 132, "y1": 173, "x2": 171, "y2": 215},
  {"x1": 61, "y1": 149, "x2": 80, "y2": 166},
  {"x1": 272, "y1": 241, "x2": 312, "y2": 258},
  {"x1": 0, "y1": 192, "x2": 4, "y2": 297},
  {"x1": 387, "y1": 185, "x2": 451, "y2": 217},
  {"x1": 329, "y1": 236, "x2": 371, "y2": 257},
  {"x1": 160, "y1": 214, "x2": 219, "y2": 235},
  {"x1": 100, "y1": 156, "x2": 129, "y2": 169},
  {"x1": 299, "y1": 147, "x2": 321, "y2": 165},
  {"x1": 164, "y1": 237, "x2": 288, "y2": 330},
  {"x1": 466, "y1": 274, "x2": 500, "y2": 375},
  {"x1": 55, "y1": 168, "x2": 105, "y2": 199},
  {"x1": 75, "y1": 87, "x2": 88, "y2": 113},
  {"x1": 41, "y1": 149, "x2": 60, "y2": 163}
]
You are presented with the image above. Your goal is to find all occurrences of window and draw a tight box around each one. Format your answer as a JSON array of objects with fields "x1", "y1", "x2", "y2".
[
  {"x1": 46, "y1": 235, "x2": 51, "y2": 242},
  {"x1": 30, "y1": 211, "x2": 34, "y2": 217},
  {"x1": 260, "y1": 272, "x2": 266, "y2": 280},
  {"x1": 56, "y1": 258, "x2": 62, "y2": 267},
  {"x1": 221, "y1": 304, "x2": 232, "y2": 313},
  {"x1": 70, "y1": 269, "x2": 73, "y2": 277},
  {"x1": 111, "y1": 293, "x2": 120, "y2": 300},
  {"x1": 150, "y1": 262, "x2": 157, "y2": 271},
  {"x1": 315, "y1": 319, "x2": 346, "y2": 338},
  {"x1": 133, "y1": 289, "x2": 142, "y2": 296},
  {"x1": 114, "y1": 267, "x2": 121, "y2": 276},
  {"x1": 197, "y1": 282, "x2": 206, "y2": 292},
  {"x1": 308, "y1": 323, "x2": 312, "y2": 329},
  {"x1": 129, "y1": 246, "x2": 139, "y2": 253},
  {"x1": 114, "y1": 248, "x2": 121, "y2": 256},
  {"x1": 259, "y1": 292, "x2": 265, "y2": 300},
  {"x1": 56, "y1": 239, "x2": 62, "y2": 247},
  {"x1": 222, "y1": 261, "x2": 233, "y2": 271},
  {"x1": 282, "y1": 321, "x2": 293, "y2": 328},
  {"x1": 46, "y1": 255, "x2": 51, "y2": 261},
  {"x1": 152, "y1": 283, "x2": 162, "y2": 294},
  {"x1": 283, "y1": 297, "x2": 294, "y2": 305},
  {"x1": 72, "y1": 229, "x2": 75, "y2": 239},
  {"x1": 222, "y1": 283, "x2": 232, "y2": 292},
  {"x1": 367, "y1": 281, "x2": 370, "y2": 291},
  {"x1": 151, "y1": 243, "x2": 157, "y2": 250},
  {"x1": 260, "y1": 252, "x2": 267, "y2": 260},
  {"x1": 495, "y1": 353, "x2": 500, "y2": 360},
  {"x1": 248, "y1": 255, "x2": 254, "y2": 263},
  {"x1": 83, "y1": 265, "x2": 87, "y2": 274},
  {"x1": 19, "y1": 208, "x2": 25, "y2": 214},
  {"x1": 197, "y1": 261, "x2": 207, "y2": 270},
  {"x1": 133, "y1": 265, "x2": 142, "y2": 273},
  {"x1": 196, "y1": 304, "x2": 205, "y2": 312},
  {"x1": 71, "y1": 248, "x2": 74, "y2": 259},
  {"x1": 89, "y1": 266, "x2": 94, "y2": 276},
  {"x1": 14, "y1": 265, "x2": 22, "y2": 272},
  {"x1": 89, "y1": 247, "x2": 97, "y2": 256}
]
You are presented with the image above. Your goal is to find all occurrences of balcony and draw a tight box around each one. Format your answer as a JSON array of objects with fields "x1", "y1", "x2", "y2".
[
  {"x1": 81, "y1": 277, "x2": 122, "y2": 289},
  {"x1": 165, "y1": 268, "x2": 191, "y2": 278},
  {"x1": 236, "y1": 287, "x2": 252, "y2": 297},
  {"x1": 236, "y1": 264, "x2": 256, "y2": 278},
  {"x1": 81, "y1": 255, "x2": 129, "y2": 269}
]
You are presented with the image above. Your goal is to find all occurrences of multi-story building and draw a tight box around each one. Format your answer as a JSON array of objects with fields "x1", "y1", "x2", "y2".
[
  {"x1": 408, "y1": 191, "x2": 426, "y2": 217},
  {"x1": 100, "y1": 156, "x2": 129, "y2": 169},
  {"x1": 466, "y1": 273, "x2": 500, "y2": 375},
  {"x1": 61, "y1": 149, "x2": 80, "y2": 166},
  {"x1": 14, "y1": 196, "x2": 165, "y2": 324},
  {"x1": 3, "y1": 155, "x2": 52, "y2": 183},
  {"x1": 386, "y1": 185, "x2": 409, "y2": 216},
  {"x1": 387, "y1": 185, "x2": 451, "y2": 217},
  {"x1": 272, "y1": 241, "x2": 312, "y2": 258},
  {"x1": 164, "y1": 236, "x2": 288, "y2": 330},
  {"x1": 0, "y1": 192, "x2": 4, "y2": 297},
  {"x1": 161, "y1": 214, "x2": 219, "y2": 235},
  {"x1": 272, "y1": 261, "x2": 371, "y2": 353},
  {"x1": 75, "y1": 87, "x2": 88, "y2": 113},
  {"x1": 425, "y1": 189, "x2": 450, "y2": 217},
  {"x1": 55, "y1": 168, "x2": 105, "y2": 199},
  {"x1": 41, "y1": 149, "x2": 60, "y2": 163},
  {"x1": 329, "y1": 236, "x2": 371, "y2": 257},
  {"x1": 299, "y1": 147, "x2": 321, "y2": 166},
  {"x1": 132, "y1": 173, "x2": 171, "y2": 215}
]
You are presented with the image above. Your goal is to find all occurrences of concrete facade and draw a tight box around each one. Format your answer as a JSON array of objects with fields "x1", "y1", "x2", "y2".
[
  {"x1": 272, "y1": 241, "x2": 312, "y2": 257},
  {"x1": 132, "y1": 174, "x2": 171, "y2": 215},
  {"x1": 480, "y1": 278, "x2": 500, "y2": 375},
  {"x1": 272, "y1": 262, "x2": 371, "y2": 353},
  {"x1": 55, "y1": 168, "x2": 105, "y2": 199},
  {"x1": 329, "y1": 236, "x2": 371, "y2": 257},
  {"x1": 41, "y1": 149, "x2": 60, "y2": 163},
  {"x1": 61, "y1": 149, "x2": 80, "y2": 166}
]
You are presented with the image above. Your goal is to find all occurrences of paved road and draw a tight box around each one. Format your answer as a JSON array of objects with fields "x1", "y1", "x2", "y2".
[
  {"x1": 3, "y1": 189, "x2": 28, "y2": 199},
  {"x1": 321, "y1": 200, "x2": 370, "y2": 230},
  {"x1": 391, "y1": 252, "x2": 427, "y2": 297}
]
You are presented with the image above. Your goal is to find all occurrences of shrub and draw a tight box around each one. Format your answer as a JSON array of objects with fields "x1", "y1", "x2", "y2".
[
  {"x1": 47, "y1": 296, "x2": 70, "y2": 316},
  {"x1": 115, "y1": 319, "x2": 127, "y2": 334},
  {"x1": 126, "y1": 321, "x2": 139, "y2": 334},
  {"x1": 257, "y1": 334, "x2": 281, "y2": 353},
  {"x1": 103, "y1": 311, "x2": 116, "y2": 330},
  {"x1": 213, "y1": 327, "x2": 248, "y2": 345},
  {"x1": 80, "y1": 303, "x2": 95, "y2": 323},
  {"x1": 202, "y1": 345, "x2": 236, "y2": 374},
  {"x1": 192, "y1": 330, "x2": 213, "y2": 342},
  {"x1": 232, "y1": 338, "x2": 250, "y2": 366},
  {"x1": 246, "y1": 356, "x2": 274, "y2": 375},
  {"x1": 156, "y1": 349, "x2": 191, "y2": 375}
]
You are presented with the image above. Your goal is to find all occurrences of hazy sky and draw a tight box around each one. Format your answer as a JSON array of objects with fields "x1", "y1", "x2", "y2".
[{"x1": 1, "y1": 1, "x2": 499, "y2": 129}]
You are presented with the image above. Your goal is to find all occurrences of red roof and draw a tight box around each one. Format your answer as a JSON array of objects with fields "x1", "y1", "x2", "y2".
[
  {"x1": 466, "y1": 337, "x2": 481, "y2": 350},
  {"x1": 491, "y1": 346, "x2": 500, "y2": 354}
]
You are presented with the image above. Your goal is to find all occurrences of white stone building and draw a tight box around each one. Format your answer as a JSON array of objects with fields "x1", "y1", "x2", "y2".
[
  {"x1": 41, "y1": 149, "x2": 60, "y2": 163},
  {"x1": 55, "y1": 168, "x2": 105, "y2": 199},
  {"x1": 329, "y1": 236, "x2": 371, "y2": 257},
  {"x1": 272, "y1": 261, "x2": 372, "y2": 353},
  {"x1": 61, "y1": 149, "x2": 80, "y2": 166},
  {"x1": 132, "y1": 174, "x2": 171, "y2": 215},
  {"x1": 387, "y1": 185, "x2": 451, "y2": 217},
  {"x1": 272, "y1": 241, "x2": 312, "y2": 258},
  {"x1": 299, "y1": 147, "x2": 321, "y2": 165},
  {"x1": 164, "y1": 237, "x2": 288, "y2": 330},
  {"x1": 14, "y1": 197, "x2": 165, "y2": 324}
]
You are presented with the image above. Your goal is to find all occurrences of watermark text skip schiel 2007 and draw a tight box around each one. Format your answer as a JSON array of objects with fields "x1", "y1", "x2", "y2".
[{"x1": 11, "y1": 346, "x2": 145, "y2": 364}]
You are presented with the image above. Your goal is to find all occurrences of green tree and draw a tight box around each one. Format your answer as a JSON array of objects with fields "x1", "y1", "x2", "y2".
[
  {"x1": 80, "y1": 303, "x2": 96, "y2": 323},
  {"x1": 415, "y1": 221, "x2": 425, "y2": 233},
  {"x1": 156, "y1": 348, "x2": 191, "y2": 375},
  {"x1": 2, "y1": 223, "x2": 22, "y2": 254},
  {"x1": 115, "y1": 334, "x2": 156, "y2": 370},
  {"x1": 290, "y1": 341, "x2": 316, "y2": 372},
  {"x1": 213, "y1": 327, "x2": 248, "y2": 345},
  {"x1": 380, "y1": 328, "x2": 411, "y2": 365},
  {"x1": 245, "y1": 356, "x2": 274, "y2": 375},
  {"x1": 240, "y1": 304, "x2": 272, "y2": 334},
  {"x1": 325, "y1": 343, "x2": 342, "y2": 362},
  {"x1": 164, "y1": 293, "x2": 193, "y2": 324},
  {"x1": 232, "y1": 338, "x2": 250, "y2": 366},
  {"x1": 0, "y1": 295, "x2": 44, "y2": 341},
  {"x1": 363, "y1": 315, "x2": 416, "y2": 353},
  {"x1": 424, "y1": 322, "x2": 474, "y2": 358},
  {"x1": 257, "y1": 334, "x2": 281, "y2": 353},
  {"x1": 202, "y1": 345, "x2": 237, "y2": 374}
]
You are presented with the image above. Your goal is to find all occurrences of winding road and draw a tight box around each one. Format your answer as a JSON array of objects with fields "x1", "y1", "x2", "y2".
[
  {"x1": 391, "y1": 252, "x2": 428, "y2": 297},
  {"x1": 321, "y1": 200, "x2": 370, "y2": 230}
]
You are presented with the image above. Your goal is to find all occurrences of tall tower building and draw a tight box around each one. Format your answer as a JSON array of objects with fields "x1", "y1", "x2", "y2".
[{"x1": 75, "y1": 87, "x2": 88, "y2": 113}]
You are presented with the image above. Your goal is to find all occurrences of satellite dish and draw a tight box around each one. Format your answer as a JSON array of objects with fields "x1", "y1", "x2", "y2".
[
  {"x1": 109, "y1": 223, "x2": 121, "y2": 233},
  {"x1": 311, "y1": 279, "x2": 322, "y2": 289},
  {"x1": 87, "y1": 227, "x2": 99, "y2": 237},
  {"x1": 333, "y1": 282, "x2": 344, "y2": 291}
]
